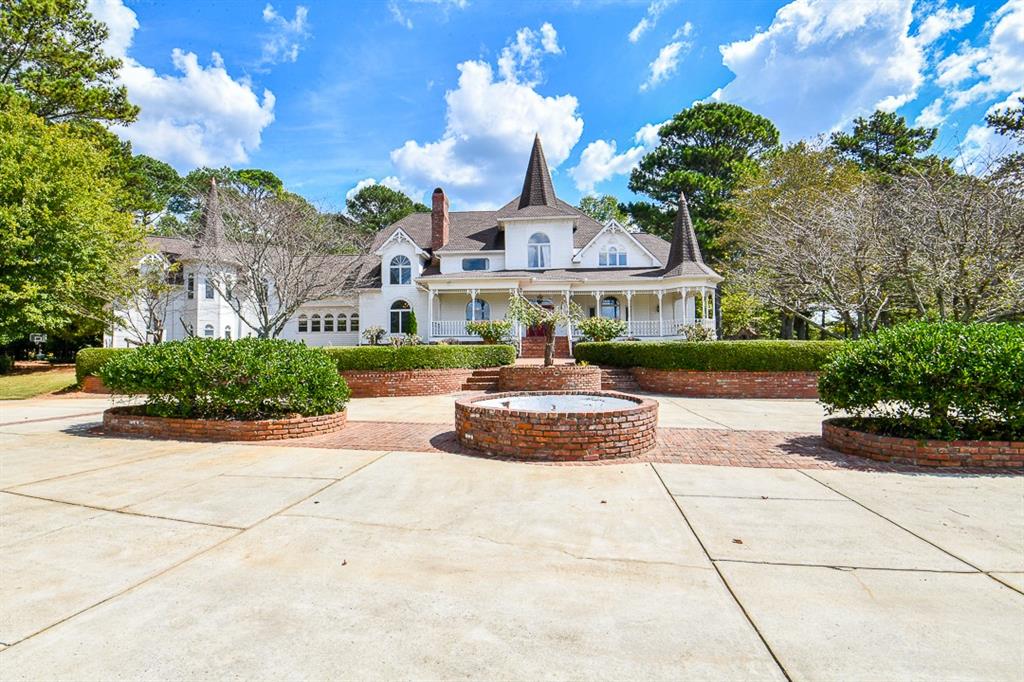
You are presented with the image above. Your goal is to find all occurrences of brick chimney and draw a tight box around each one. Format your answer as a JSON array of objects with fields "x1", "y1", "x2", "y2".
[{"x1": 431, "y1": 187, "x2": 449, "y2": 252}]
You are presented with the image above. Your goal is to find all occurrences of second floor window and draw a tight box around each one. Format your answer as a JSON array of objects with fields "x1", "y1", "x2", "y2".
[
  {"x1": 390, "y1": 255, "x2": 412, "y2": 285},
  {"x1": 462, "y1": 257, "x2": 489, "y2": 271},
  {"x1": 527, "y1": 233, "x2": 550, "y2": 268},
  {"x1": 204, "y1": 278, "x2": 215, "y2": 299},
  {"x1": 187, "y1": 274, "x2": 195, "y2": 299},
  {"x1": 599, "y1": 245, "x2": 627, "y2": 267}
]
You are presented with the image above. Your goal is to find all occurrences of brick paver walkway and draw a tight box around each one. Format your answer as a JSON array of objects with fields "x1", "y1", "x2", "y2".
[{"x1": 284, "y1": 420, "x2": 924, "y2": 471}]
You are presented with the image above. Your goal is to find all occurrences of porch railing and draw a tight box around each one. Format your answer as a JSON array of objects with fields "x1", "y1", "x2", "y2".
[
  {"x1": 431, "y1": 317, "x2": 714, "y2": 339},
  {"x1": 432, "y1": 320, "x2": 468, "y2": 337}
]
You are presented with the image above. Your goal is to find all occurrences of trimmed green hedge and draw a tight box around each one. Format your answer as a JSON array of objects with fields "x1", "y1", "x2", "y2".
[
  {"x1": 75, "y1": 347, "x2": 128, "y2": 385},
  {"x1": 328, "y1": 344, "x2": 516, "y2": 371},
  {"x1": 99, "y1": 338, "x2": 349, "y2": 420},
  {"x1": 574, "y1": 340, "x2": 843, "y2": 371},
  {"x1": 819, "y1": 322, "x2": 1023, "y2": 440}
]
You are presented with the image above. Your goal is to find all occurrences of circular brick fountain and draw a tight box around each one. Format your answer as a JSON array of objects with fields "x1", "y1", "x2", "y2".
[{"x1": 455, "y1": 391, "x2": 658, "y2": 462}]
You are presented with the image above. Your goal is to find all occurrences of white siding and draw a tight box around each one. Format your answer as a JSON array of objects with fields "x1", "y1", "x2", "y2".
[{"x1": 503, "y1": 219, "x2": 574, "y2": 270}]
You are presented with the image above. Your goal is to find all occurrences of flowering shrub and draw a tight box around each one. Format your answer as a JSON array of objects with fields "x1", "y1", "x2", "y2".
[
  {"x1": 362, "y1": 326, "x2": 386, "y2": 345},
  {"x1": 576, "y1": 317, "x2": 627, "y2": 342},
  {"x1": 677, "y1": 324, "x2": 716, "y2": 341},
  {"x1": 465, "y1": 319, "x2": 513, "y2": 344}
]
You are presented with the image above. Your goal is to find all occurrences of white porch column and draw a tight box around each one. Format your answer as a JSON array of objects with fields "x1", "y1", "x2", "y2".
[
  {"x1": 427, "y1": 288, "x2": 435, "y2": 341},
  {"x1": 563, "y1": 289, "x2": 573, "y2": 354},
  {"x1": 468, "y1": 288, "x2": 479, "y2": 321},
  {"x1": 681, "y1": 287, "x2": 689, "y2": 325},
  {"x1": 594, "y1": 290, "x2": 603, "y2": 318},
  {"x1": 625, "y1": 290, "x2": 633, "y2": 337},
  {"x1": 657, "y1": 289, "x2": 664, "y2": 337},
  {"x1": 701, "y1": 288, "x2": 707, "y2": 325}
]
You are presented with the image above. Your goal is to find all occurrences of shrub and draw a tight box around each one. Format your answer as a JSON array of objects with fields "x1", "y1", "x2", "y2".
[
  {"x1": 574, "y1": 340, "x2": 842, "y2": 371},
  {"x1": 466, "y1": 319, "x2": 513, "y2": 344},
  {"x1": 677, "y1": 324, "x2": 717, "y2": 341},
  {"x1": 328, "y1": 344, "x2": 516, "y2": 371},
  {"x1": 390, "y1": 334, "x2": 422, "y2": 346},
  {"x1": 819, "y1": 322, "x2": 1024, "y2": 440},
  {"x1": 407, "y1": 310, "x2": 418, "y2": 336},
  {"x1": 362, "y1": 326, "x2": 386, "y2": 345},
  {"x1": 0, "y1": 354, "x2": 13, "y2": 374},
  {"x1": 576, "y1": 317, "x2": 627, "y2": 342},
  {"x1": 98, "y1": 338, "x2": 350, "y2": 420},
  {"x1": 75, "y1": 347, "x2": 127, "y2": 385}
]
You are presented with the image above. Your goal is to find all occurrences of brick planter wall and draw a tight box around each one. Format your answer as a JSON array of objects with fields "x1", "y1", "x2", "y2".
[
  {"x1": 102, "y1": 405, "x2": 347, "y2": 442},
  {"x1": 822, "y1": 418, "x2": 1024, "y2": 469},
  {"x1": 455, "y1": 391, "x2": 658, "y2": 461},
  {"x1": 497, "y1": 365, "x2": 602, "y2": 392},
  {"x1": 81, "y1": 376, "x2": 112, "y2": 394},
  {"x1": 340, "y1": 368, "x2": 476, "y2": 397},
  {"x1": 632, "y1": 368, "x2": 820, "y2": 399}
]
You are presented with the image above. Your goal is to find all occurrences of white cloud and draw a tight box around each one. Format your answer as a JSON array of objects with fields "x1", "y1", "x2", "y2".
[
  {"x1": 673, "y1": 21, "x2": 694, "y2": 40},
  {"x1": 710, "y1": 0, "x2": 940, "y2": 140},
  {"x1": 958, "y1": 90, "x2": 1023, "y2": 171},
  {"x1": 628, "y1": 0, "x2": 677, "y2": 43},
  {"x1": 942, "y1": 0, "x2": 1024, "y2": 111},
  {"x1": 390, "y1": 45, "x2": 583, "y2": 208},
  {"x1": 259, "y1": 4, "x2": 310, "y2": 65},
  {"x1": 915, "y1": 97, "x2": 947, "y2": 127},
  {"x1": 388, "y1": 1, "x2": 413, "y2": 29},
  {"x1": 345, "y1": 176, "x2": 419, "y2": 202},
  {"x1": 916, "y1": 4, "x2": 974, "y2": 44},
  {"x1": 569, "y1": 120, "x2": 667, "y2": 193},
  {"x1": 87, "y1": 0, "x2": 275, "y2": 168},
  {"x1": 497, "y1": 23, "x2": 563, "y2": 85},
  {"x1": 640, "y1": 41, "x2": 687, "y2": 91}
]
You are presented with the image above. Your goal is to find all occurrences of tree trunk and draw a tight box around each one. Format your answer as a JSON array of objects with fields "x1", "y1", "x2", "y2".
[
  {"x1": 780, "y1": 314, "x2": 794, "y2": 339},
  {"x1": 544, "y1": 324, "x2": 555, "y2": 367}
]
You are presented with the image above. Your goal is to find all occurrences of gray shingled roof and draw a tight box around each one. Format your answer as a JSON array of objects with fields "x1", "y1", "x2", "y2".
[
  {"x1": 517, "y1": 134, "x2": 558, "y2": 210},
  {"x1": 666, "y1": 192, "x2": 705, "y2": 267}
]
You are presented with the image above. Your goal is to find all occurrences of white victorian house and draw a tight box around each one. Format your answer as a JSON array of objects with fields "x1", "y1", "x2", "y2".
[{"x1": 106, "y1": 135, "x2": 722, "y2": 353}]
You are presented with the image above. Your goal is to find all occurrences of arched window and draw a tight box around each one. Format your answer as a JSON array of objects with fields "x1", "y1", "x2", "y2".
[
  {"x1": 601, "y1": 296, "x2": 621, "y2": 319},
  {"x1": 323, "y1": 313, "x2": 334, "y2": 332},
  {"x1": 390, "y1": 300, "x2": 411, "y2": 334},
  {"x1": 311, "y1": 314, "x2": 321, "y2": 332},
  {"x1": 203, "y1": 324, "x2": 215, "y2": 337},
  {"x1": 466, "y1": 299, "x2": 490, "y2": 321},
  {"x1": 298, "y1": 314, "x2": 308, "y2": 333},
  {"x1": 350, "y1": 313, "x2": 359, "y2": 331},
  {"x1": 389, "y1": 255, "x2": 412, "y2": 285},
  {"x1": 337, "y1": 313, "x2": 348, "y2": 332},
  {"x1": 224, "y1": 325, "x2": 231, "y2": 340},
  {"x1": 527, "y1": 233, "x2": 550, "y2": 268},
  {"x1": 599, "y1": 245, "x2": 627, "y2": 267}
]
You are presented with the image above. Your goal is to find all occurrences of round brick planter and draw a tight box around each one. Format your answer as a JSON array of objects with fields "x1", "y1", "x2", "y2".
[
  {"x1": 632, "y1": 368, "x2": 820, "y2": 399},
  {"x1": 497, "y1": 365, "x2": 602, "y2": 392},
  {"x1": 822, "y1": 418, "x2": 1024, "y2": 469},
  {"x1": 102, "y1": 405, "x2": 347, "y2": 442},
  {"x1": 455, "y1": 391, "x2": 658, "y2": 462},
  {"x1": 340, "y1": 368, "x2": 476, "y2": 397}
]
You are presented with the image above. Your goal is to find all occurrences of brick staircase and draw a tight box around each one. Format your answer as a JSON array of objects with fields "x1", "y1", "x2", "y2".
[
  {"x1": 519, "y1": 336, "x2": 571, "y2": 359},
  {"x1": 599, "y1": 366, "x2": 641, "y2": 393},
  {"x1": 460, "y1": 368, "x2": 500, "y2": 391}
]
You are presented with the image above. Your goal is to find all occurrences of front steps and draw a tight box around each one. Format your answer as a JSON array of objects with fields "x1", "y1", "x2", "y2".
[
  {"x1": 600, "y1": 367, "x2": 641, "y2": 392},
  {"x1": 461, "y1": 368, "x2": 500, "y2": 391},
  {"x1": 520, "y1": 336, "x2": 572, "y2": 359}
]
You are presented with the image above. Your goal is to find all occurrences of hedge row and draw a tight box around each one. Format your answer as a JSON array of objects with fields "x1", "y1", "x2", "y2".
[
  {"x1": 327, "y1": 344, "x2": 516, "y2": 371},
  {"x1": 574, "y1": 340, "x2": 843, "y2": 372},
  {"x1": 76, "y1": 347, "x2": 128, "y2": 384}
]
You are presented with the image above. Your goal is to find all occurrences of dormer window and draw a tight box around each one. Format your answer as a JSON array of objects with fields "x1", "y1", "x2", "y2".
[
  {"x1": 600, "y1": 245, "x2": 627, "y2": 267},
  {"x1": 462, "y1": 257, "x2": 489, "y2": 271},
  {"x1": 389, "y1": 255, "x2": 412, "y2": 285},
  {"x1": 527, "y1": 233, "x2": 550, "y2": 268}
]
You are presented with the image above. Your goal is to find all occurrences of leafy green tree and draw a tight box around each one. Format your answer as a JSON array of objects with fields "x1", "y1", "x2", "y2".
[
  {"x1": 0, "y1": 0, "x2": 138, "y2": 124},
  {"x1": 830, "y1": 110, "x2": 943, "y2": 175},
  {"x1": 345, "y1": 184, "x2": 428, "y2": 237},
  {"x1": 0, "y1": 98, "x2": 141, "y2": 342},
  {"x1": 120, "y1": 155, "x2": 183, "y2": 229},
  {"x1": 576, "y1": 194, "x2": 628, "y2": 225},
  {"x1": 627, "y1": 102, "x2": 779, "y2": 261}
]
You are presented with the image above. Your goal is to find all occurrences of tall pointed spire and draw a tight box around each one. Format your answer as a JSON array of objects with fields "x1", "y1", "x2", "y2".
[
  {"x1": 667, "y1": 192, "x2": 704, "y2": 267},
  {"x1": 198, "y1": 177, "x2": 224, "y2": 245},
  {"x1": 517, "y1": 133, "x2": 558, "y2": 209}
]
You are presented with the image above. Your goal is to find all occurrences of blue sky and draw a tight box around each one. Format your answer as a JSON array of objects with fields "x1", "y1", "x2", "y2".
[{"x1": 88, "y1": 0, "x2": 1022, "y2": 212}]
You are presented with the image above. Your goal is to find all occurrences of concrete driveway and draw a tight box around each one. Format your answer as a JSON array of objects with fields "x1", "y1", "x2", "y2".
[{"x1": 1, "y1": 396, "x2": 1022, "y2": 680}]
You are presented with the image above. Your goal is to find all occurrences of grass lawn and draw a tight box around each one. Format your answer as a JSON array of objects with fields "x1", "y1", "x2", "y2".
[{"x1": 0, "y1": 368, "x2": 78, "y2": 400}]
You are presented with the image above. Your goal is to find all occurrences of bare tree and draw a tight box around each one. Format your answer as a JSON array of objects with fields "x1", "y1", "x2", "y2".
[
  {"x1": 195, "y1": 182, "x2": 363, "y2": 338},
  {"x1": 110, "y1": 256, "x2": 181, "y2": 346}
]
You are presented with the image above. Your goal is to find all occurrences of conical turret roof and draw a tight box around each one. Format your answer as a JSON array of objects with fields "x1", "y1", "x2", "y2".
[
  {"x1": 198, "y1": 177, "x2": 225, "y2": 245},
  {"x1": 666, "y1": 192, "x2": 704, "y2": 267},
  {"x1": 517, "y1": 133, "x2": 558, "y2": 209}
]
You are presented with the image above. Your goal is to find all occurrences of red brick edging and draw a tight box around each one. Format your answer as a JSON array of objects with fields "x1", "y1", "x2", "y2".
[
  {"x1": 455, "y1": 391, "x2": 658, "y2": 461},
  {"x1": 497, "y1": 365, "x2": 602, "y2": 392},
  {"x1": 102, "y1": 405, "x2": 347, "y2": 441},
  {"x1": 632, "y1": 368, "x2": 820, "y2": 398},
  {"x1": 81, "y1": 376, "x2": 112, "y2": 394},
  {"x1": 822, "y1": 418, "x2": 1024, "y2": 468},
  {"x1": 340, "y1": 368, "x2": 476, "y2": 397}
]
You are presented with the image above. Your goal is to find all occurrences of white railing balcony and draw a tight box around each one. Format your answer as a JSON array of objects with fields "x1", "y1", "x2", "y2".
[
  {"x1": 432, "y1": 320, "x2": 468, "y2": 337},
  {"x1": 628, "y1": 320, "x2": 662, "y2": 337}
]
